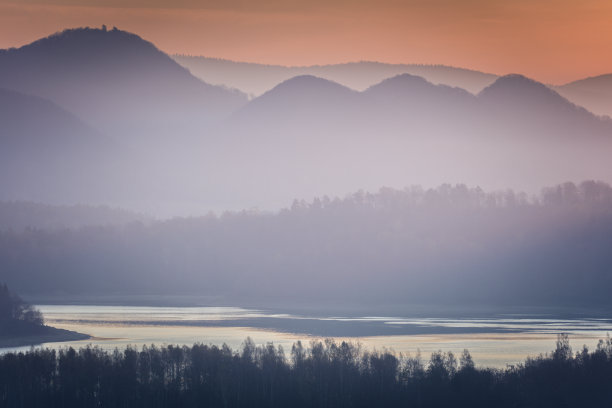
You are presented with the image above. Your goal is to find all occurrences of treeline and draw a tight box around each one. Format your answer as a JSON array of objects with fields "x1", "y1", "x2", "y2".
[
  {"x1": 1, "y1": 335, "x2": 612, "y2": 407},
  {"x1": 0, "y1": 202, "x2": 150, "y2": 231},
  {"x1": 0, "y1": 284, "x2": 43, "y2": 336},
  {"x1": 2, "y1": 181, "x2": 612, "y2": 307}
]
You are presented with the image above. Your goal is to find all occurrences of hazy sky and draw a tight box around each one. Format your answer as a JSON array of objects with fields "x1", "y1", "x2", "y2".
[{"x1": 1, "y1": 0, "x2": 612, "y2": 84}]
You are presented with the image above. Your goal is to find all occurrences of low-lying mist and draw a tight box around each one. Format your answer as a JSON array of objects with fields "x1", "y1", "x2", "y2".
[{"x1": 2, "y1": 181, "x2": 611, "y2": 311}]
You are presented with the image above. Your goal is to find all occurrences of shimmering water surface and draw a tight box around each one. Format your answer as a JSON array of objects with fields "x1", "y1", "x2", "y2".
[{"x1": 3, "y1": 305, "x2": 612, "y2": 368}]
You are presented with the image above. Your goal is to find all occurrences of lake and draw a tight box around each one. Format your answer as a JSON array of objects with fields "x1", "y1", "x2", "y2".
[{"x1": 2, "y1": 304, "x2": 611, "y2": 368}]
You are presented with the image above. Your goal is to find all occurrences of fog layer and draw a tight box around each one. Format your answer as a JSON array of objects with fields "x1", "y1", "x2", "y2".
[{"x1": 3, "y1": 181, "x2": 612, "y2": 310}]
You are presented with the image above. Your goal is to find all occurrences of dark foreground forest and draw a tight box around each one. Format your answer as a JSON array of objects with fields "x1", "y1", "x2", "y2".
[{"x1": 2, "y1": 334, "x2": 612, "y2": 408}]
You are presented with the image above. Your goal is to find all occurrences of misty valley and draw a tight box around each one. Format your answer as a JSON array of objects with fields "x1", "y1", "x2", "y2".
[{"x1": 2, "y1": 25, "x2": 612, "y2": 407}]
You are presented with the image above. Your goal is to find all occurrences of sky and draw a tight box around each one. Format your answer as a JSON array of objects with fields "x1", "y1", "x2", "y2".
[{"x1": 1, "y1": 0, "x2": 612, "y2": 84}]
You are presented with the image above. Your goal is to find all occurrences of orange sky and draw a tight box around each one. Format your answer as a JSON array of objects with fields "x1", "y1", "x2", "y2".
[{"x1": 1, "y1": 0, "x2": 612, "y2": 84}]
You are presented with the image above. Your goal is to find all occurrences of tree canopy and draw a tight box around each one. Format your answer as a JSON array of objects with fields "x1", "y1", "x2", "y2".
[{"x1": 1, "y1": 334, "x2": 612, "y2": 407}]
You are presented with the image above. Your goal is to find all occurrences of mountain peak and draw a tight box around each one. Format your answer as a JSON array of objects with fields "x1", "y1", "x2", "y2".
[
  {"x1": 365, "y1": 73, "x2": 473, "y2": 96},
  {"x1": 232, "y1": 75, "x2": 358, "y2": 124},
  {"x1": 251, "y1": 75, "x2": 356, "y2": 105},
  {"x1": 477, "y1": 74, "x2": 586, "y2": 114},
  {"x1": 478, "y1": 74, "x2": 605, "y2": 128},
  {"x1": 366, "y1": 73, "x2": 430, "y2": 90},
  {"x1": 479, "y1": 74, "x2": 558, "y2": 99},
  {"x1": 0, "y1": 26, "x2": 183, "y2": 81},
  {"x1": 6, "y1": 26, "x2": 157, "y2": 59},
  {"x1": 271, "y1": 75, "x2": 355, "y2": 94},
  {"x1": 0, "y1": 27, "x2": 248, "y2": 132}
]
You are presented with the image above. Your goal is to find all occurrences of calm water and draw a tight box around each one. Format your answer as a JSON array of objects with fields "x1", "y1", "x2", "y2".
[{"x1": 3, "y1": 305, "x2": 612, "y2": 368}]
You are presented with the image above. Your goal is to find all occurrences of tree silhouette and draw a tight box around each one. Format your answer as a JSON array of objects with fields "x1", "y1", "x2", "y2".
[{"x1": 2, "y1": 336, "x2": 612, "y2": 407}]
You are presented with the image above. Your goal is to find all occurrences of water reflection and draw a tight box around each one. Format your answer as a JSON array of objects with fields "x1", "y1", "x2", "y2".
[{"x1": 2, "y1": 305, "x2": 611, "y2": 368}]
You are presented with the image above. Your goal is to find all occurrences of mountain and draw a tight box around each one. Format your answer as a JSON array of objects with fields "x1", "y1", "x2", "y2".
[
  {"x1": 0, "y1": 27, "x2": 248, "y2": 141},
  {"x1": 3, "y1": 25, "x2": 612, "y2": 215},
  {"x1": 479, "y1": 74, "x2": 610, "y2": 133},
  {"x1": 232, "y1": 72, "x2": 612, "y2": 142},
  {"x1": 0, "y1": 88, "x2": 118, "y2": 203},
  {"x1": 472, "y1": 74, "x2": 612, "y2": 189},
  {"x1": 173, "y1": 56, "x2": 499, "y2": 96},
  {"x1": 212, "y1": 73, "x2": 612, "y2": 209},
  {"x1": 362, "y1": 74, "x2": 479, "y2": 126},
  {"x1": 233, "y1": 73, "x2": 478, "y2": 128},
  {"x1": 555, "y1": 74, "x2": 612, "y2": 118},
  {"x1": 236, "y1": 73, "x2": 599, "y2": 132},
  {"x1": 234, "y1": 75, "x2": 361, "y2": 127},
  {"x1": 232, "y1": 73, "x2": 480, "y2": 142},
  {"x1": 172, "y1": 55, "x2": 612, "y2": 118},
  {"x1": 0, "y1": 28, "x2": 253, "y2": 214}
]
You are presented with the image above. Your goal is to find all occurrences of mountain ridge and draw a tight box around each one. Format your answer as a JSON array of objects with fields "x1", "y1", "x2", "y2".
[
  {"x1": 175, "y1": 54, "x2": 612, "y2": 119},
  {"x1": 218, "y1": 71, "x2": 612, "y2": 210},
  {"x1": 2, "y1": 28, "x2": 612, "y2": 214},
  {"x1": 173, "y1": 55, "x2": 499, "y2": 96},
  {"x1": 555, "y1": 74, "x2": 612, "y2": 118},
  {"x1": 0, "y1": 27, "x2": 248, "y2": 140}
]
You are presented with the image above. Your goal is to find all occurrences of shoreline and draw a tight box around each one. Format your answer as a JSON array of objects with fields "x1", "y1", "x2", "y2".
[{"x1": 0, "y1": 325, "x2": 90, "y2": 348}]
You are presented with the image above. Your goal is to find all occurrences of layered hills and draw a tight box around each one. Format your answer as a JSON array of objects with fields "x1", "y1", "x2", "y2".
[
  {"x1": 173, "y1": 56, "x2": 499, "y2": 96},
  {"x1": 1, "y1": 27, "x2": 611, "y2": 214}
]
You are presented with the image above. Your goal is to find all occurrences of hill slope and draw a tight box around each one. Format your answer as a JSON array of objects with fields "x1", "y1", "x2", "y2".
[
  {"x1": 0, "y1": 27, "x2": 248, "y2": 141},
  {"x1": 0, "y1": 88, "x2": 118, "y2": 203}
]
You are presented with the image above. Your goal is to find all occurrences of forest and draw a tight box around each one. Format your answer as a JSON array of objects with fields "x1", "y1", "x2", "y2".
[
  {"x1": 1, "y1": 334, "x2": 612, "y2": 407},
  {"x1": 0, "y1": 285, "x2": 90, "y2": 347},
  {"x1": 2, "y1": 181, "x2": 612, "y2": 308},
  {"x1": 0, "y1": 283, "x2": 44, "y2": 333}
]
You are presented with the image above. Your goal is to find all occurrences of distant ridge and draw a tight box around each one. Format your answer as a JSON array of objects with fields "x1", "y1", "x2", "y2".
[
  {"x1": 173, "y1": 55, "x2": 499, "y2": 96},
  {"x1": 219, "y1": 72, "x2": 612, "y2": 209},
  {"x1": 555, "y1": 74, "x2": 612, "y2": 118},
  {"x1": 478, "y1": 74, "x2": 610, "y2": 135},
  {"x1": 174, "y1": 55, "x2": 612, "y2": 119},
  {"x1": 235, "y1": 72, "x2": 606, "y2": 129}
]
